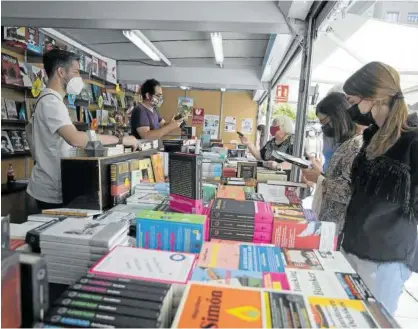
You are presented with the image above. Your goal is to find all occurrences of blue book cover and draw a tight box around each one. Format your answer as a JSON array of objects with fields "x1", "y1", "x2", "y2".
[
  {"x1": 238, "y1": 245, "x2": 285, "y2": 273},
  {"x1": 136, "y1": 218, "x2": 204, "y2": 253},
  {"x1": 191, "y1": 266, "x2": 263, "y2": 288}
]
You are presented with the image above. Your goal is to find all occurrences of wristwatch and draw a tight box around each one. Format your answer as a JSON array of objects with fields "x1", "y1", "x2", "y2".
[{"x1": 115, "y1": 129, "x2": 124, "y2": 145}]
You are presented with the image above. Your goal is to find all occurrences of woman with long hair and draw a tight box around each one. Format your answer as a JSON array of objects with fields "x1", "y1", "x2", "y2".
[
  {"x1": 341, "y1": 62, "x2": 418, "y2": 315},
  {"x1": 302, "y1": 92, "x2": 363, "y2": 239}
]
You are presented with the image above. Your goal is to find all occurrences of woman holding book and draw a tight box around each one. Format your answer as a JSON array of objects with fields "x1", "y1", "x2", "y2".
[
  {"x1": 239, "y1": 115, "x2": 294, "y2": 170},
  {"x1": 340, "y1": 62, "x2": 418, "y2": 315},
  {"x1": 301, "y1": 92, "x2": 363, "y2": 241}
]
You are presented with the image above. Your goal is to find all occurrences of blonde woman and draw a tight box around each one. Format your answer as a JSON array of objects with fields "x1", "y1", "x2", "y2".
[
  {"x1": 341, "y1": 62, "x2": 418, "y2": 315},
  {"x1": 240, "y1": 115, "x2": 294, "y2": 169}
]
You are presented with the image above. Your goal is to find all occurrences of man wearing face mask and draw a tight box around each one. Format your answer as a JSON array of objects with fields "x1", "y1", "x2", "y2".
[
  {"x1": 131, "y1": 79, "x2": 183, "y2": 140},
  {"x1": 26, "y1": 49, "x2": 138, "y2": 210}
]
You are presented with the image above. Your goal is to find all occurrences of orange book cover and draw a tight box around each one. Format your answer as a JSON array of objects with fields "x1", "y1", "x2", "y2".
[
  {"x1": 216, "y1": 186, "x2": 246, "y2": 201},
  {"x1": 151, "y1": 153, "x2": 164, "y2": 183},
  {"x1": 174, "y1": 283, "x2": 263, "y2": 328}
]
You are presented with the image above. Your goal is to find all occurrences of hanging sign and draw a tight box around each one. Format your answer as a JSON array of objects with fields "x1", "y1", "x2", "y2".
[
  {"x1": 275, "y1": 84, "x2": 289, "y2": 103},
  {"x1": 192, "y1": 107, "x2": 205, "y2": 125}
]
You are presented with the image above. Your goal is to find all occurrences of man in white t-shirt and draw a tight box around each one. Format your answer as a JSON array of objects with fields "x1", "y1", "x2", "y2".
[{"x1": 27, "y1": 49, "x2": 138, "y2": 210}]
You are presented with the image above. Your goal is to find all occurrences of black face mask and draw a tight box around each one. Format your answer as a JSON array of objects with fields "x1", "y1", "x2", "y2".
[
  {"x1": 321, "y1": 123, "x2": 335, "y2": 137},
  {"x1": 348, "y1": 103, "x2": 376, "y2": 126}
]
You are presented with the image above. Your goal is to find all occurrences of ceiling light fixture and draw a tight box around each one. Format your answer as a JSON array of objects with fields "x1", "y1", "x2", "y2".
[
  {"x1": 180, "y1": 86, "x2": 190, "y2": 90},
  {"x1": 210, "y1": 32, "x2": 224, "y2": 67},
  {"x1": 122, "y1": 30, "x2": 171, "y2": 66},
  {"x1": 220, "y1": 88, "x2": 226, "y2": 92}
]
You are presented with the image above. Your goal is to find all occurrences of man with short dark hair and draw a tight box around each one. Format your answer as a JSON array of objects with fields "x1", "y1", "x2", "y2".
[
  {"x1": 131, "y1": 79, "x2": 182, "y2": 140},
  {"x1": 26, "y1": 49, "x2": 138, "y2": 210}
]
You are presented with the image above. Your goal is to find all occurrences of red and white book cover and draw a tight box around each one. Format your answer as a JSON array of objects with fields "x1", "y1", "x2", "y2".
[{"x1": 272, "y1": 219, "x2": 337, "y2": 251}]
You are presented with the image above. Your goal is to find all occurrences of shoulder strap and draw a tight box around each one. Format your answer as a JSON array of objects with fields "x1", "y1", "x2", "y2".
[{"x1": 27, "y1": 92, "x2": 62, "y2": 162}]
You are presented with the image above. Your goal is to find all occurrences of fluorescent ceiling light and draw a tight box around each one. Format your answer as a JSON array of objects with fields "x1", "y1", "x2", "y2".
[
  {"x1": 123, "y1": 30, "x2": 171, "y2": 66},
  {"x1": 220, "y1": 88, "x2": 226, "y2": 92},
  {"x1": 210, "y1": 32, "x2": 224, "y2": 66},
  {"x1": 180, "y1": 86, "x2": 190, "y2": 90}
]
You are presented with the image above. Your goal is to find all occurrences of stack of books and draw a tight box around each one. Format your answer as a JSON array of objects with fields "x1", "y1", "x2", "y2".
[
  {"x1": 208, "y1": 198, "x2": 273, "y2": 243},
  {"x1": 88, "y1": 246, "x2": 197, "y2": 318},
  {"x1": 39, "y1": 218, "x2": 129, "y2": 284},
  {"x1": 135, "y1": 210, "x2": 207, "y2": 253},
  {"x1": 168, "y1": 153, "x2": 203, "y2": 214},
  {"x1": 39, "y1": 274, "x2": 173, "y2": 328}
]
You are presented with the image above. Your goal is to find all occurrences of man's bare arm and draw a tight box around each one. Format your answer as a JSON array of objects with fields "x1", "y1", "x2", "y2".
[{"x1": 58, "y1": 125, "x2": 138, "y2": 150}]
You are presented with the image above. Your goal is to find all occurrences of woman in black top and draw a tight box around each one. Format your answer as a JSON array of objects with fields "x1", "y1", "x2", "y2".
[
  {"x1": 342, "y1": 62, "x2": 418, "y2": 315},
  {"x1": 240, "y1": 115, "x2": 294, "y2": 169}
]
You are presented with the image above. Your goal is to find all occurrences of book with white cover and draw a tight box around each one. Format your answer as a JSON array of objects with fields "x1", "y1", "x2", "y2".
[
  {"x1": 27, "y1": 214, "x2": 68, "y2": 223},
  {"x1": 93, "y1": 211, "x2": 133, "y2": 225},
  {"x1": 40, "y1": 218, "x2": 128, "y2": 247},
  {"x1": 44, "y1": 255, "x2": 95, "y2": 268},
  {"x1": 130, "y1": 169, "x2": 143, "y2": 194},
  {"x1": 314, "y1": 250, "x2": 356, "y2": 273},
  {"x1": 10, "y1": 221, "x2": 44, "y2": 239},
  {"x1": 90, "y1": 246, "x2": 197, "y2": 284},
  {"x1": 111, "y1": 203, "x2": 155, "y2": 214},
  {"x1": 40, "y1": 233, "x2": 128, "y2": 254},
  {"x1": 126, "y1": 192, "x2": 167, "y2": 205},
  {"x1": 286, "y1": 269, "x2": 353, "y2": 299},
  {"x1": 41, "y1": 248, "x2": 104, "y2": 262},
  {"x1": 257, "y1": 183, "x2": 289, "y2": 203}
]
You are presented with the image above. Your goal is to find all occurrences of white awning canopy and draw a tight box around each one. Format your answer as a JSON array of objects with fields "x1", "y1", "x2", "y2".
[{"x1": 284, "y1": 13, "x2": 418, "y2": 105}]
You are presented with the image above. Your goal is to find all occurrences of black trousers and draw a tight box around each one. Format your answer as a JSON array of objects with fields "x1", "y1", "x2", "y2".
[{"x1": 35, "y1": 199, "x2": 64, "y2": 211}]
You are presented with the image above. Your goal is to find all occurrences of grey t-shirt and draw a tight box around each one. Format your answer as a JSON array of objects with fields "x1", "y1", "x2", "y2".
[{"x1": 27, "y1": 88, "x2": 72, "y2": 204}]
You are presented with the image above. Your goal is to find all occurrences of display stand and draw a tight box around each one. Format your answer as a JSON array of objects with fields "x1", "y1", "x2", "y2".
[{"x1": 61, "y1": 150, "x2": 158, "y2": 211}]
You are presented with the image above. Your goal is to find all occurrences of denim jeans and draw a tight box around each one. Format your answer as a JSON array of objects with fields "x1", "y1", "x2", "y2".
[{"x1": 343, "y1": 251, "x2": 411, "y2": 315}]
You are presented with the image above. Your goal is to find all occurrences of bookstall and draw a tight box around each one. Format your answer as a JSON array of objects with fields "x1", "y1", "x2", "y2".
[
  {"x1": 2, "y1": 138, "x2": 401, "y2": 328},
  {"x1": 1, "y1": 26, "x2": 143, "y2": 222}
]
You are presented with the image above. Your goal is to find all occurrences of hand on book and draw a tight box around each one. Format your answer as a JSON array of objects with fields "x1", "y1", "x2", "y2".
[
  {"x1": 239, "y1": 135, "x2": 249, "y2": 145},
  {"x1": 122, "y1": 136, "x2": 139, "y2": 151}
]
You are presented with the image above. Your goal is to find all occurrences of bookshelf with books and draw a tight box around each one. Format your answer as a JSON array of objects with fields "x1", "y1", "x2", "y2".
[{"x1": 61, "y1": 149, "x2": 160, "y2": 211}]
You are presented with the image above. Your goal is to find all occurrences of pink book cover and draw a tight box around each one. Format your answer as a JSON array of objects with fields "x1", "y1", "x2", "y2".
[
  {"x1": 253, "y1": 231, "x2": 272, "y2": 242},
  {"x1": 254, "y1": 201, "x2": 274, "y2": 223},
  {"x1": 169, "y1": 194, "x2": 203, "y2": 214},
  {"x1": 254, "y1": 222, "x2": 273, "y2": 232},
  {"x1": 263, "y1": 272, "x2": 290, "y2": 290},
  {"x1": 89, "y1": 245, "x2": 197, "y2": 284},
  {"x1": 202, "y1": 205, "x2": 211, "y2": 241},
  {"x1": 197, "y1": 242, "x2": 240, "y2": 270},
  {"x1": 253, "y1": 239, "x2": 273, "y2": 244}
]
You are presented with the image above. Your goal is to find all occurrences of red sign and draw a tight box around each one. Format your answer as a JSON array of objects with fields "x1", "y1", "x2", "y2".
[
  {"x1": 275, "y1": 84, "x2": 289, "y2": 103},
  {"x1": 192, "y1": 107, "x2": 205, "y2": 125}
]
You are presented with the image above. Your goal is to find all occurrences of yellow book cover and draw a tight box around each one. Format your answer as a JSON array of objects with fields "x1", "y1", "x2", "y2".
[
  {"x1": 128, "y1": 159, "x2": 140, "y2": 172},
  {"x1": 309, "y1": 297, "x2": 378, "y2": 328},
  {"x1": 139, "y1": 158, "x2": 155, "y2": 183},
  {"x1": 151, "y1": 154, "x2": 164, "y2": 183}
]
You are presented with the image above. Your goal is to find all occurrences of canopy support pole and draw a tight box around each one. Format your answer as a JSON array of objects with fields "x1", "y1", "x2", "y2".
[
  {"x1": 263, "y1": 83, "x2": 273, "y2": 146},
  {"x1": 291, "y1": 14, "x2": 315, "y2": 182}
]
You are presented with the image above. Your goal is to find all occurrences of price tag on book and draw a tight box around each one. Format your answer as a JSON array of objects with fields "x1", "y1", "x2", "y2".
[{"x1": 31, "y1": 78, "x2": 42, "y2": 97}]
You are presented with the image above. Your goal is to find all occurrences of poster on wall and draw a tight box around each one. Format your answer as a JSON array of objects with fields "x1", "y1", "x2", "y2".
[
  {"x1": 192, "y1": 108, "x2": 205, "y2": 125},
  {"x1": 177, "y1": 97, "x2": 194, "y2": 118},
  {"x1": 203, "y1": 114, "x2": 220, "y2": 139},
  {"x1": 224, "y1": 116, "x2": 236, "y2": 132},
  {"x1": 241, "y1": 118, "x2": 253, "y2": 134}
]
